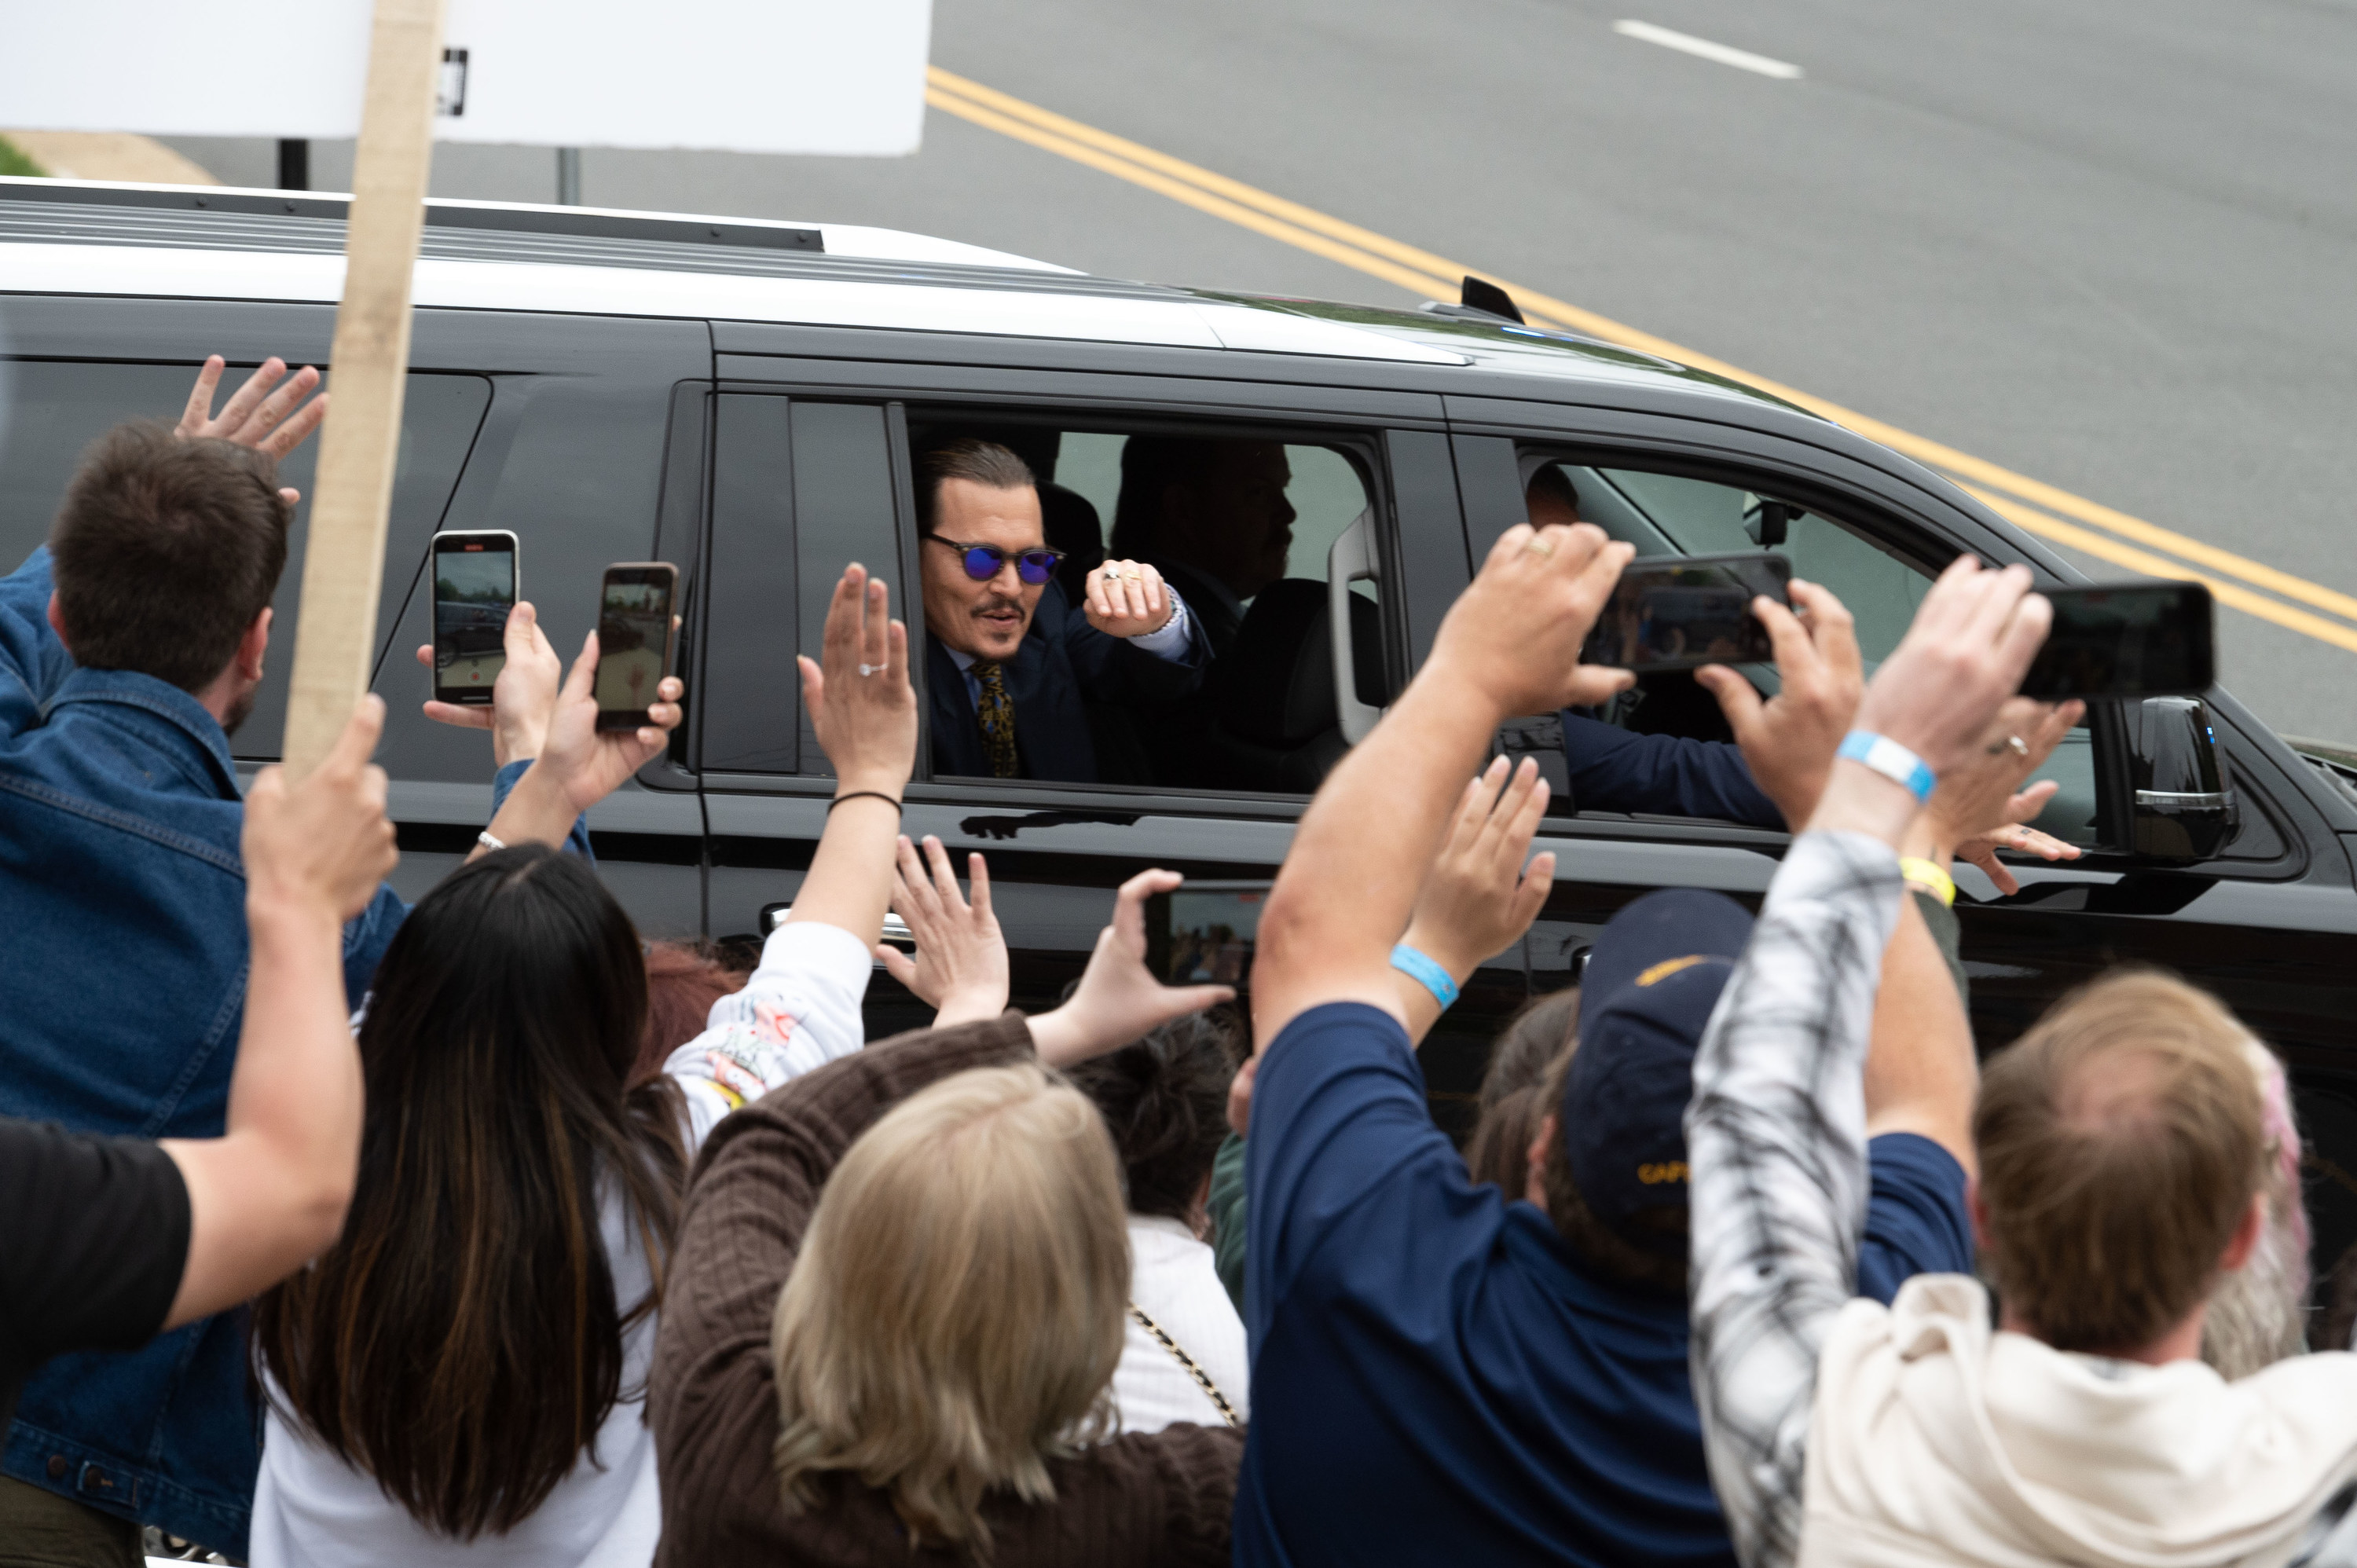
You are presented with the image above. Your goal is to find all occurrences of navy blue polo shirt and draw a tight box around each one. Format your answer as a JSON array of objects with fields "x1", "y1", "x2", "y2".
[{"x1": 1236, "y1": 1002, "x2": 1969, "y2": 1568}]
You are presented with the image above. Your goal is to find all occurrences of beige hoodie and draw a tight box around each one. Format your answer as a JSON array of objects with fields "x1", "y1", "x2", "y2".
[{"x1": 1801, "y1": 1274, "x2": 2357, "y2": 1568}]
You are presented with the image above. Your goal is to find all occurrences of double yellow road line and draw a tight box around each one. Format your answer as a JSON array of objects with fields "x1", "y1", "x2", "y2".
[{"x1": 926, "y1": 66, "x2": 2357, "y2": 658}]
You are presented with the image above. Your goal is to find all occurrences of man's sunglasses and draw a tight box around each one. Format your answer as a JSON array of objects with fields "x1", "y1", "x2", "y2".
[{"x1": 926, "y1": 537, "x2": 1067, "y2": 585}]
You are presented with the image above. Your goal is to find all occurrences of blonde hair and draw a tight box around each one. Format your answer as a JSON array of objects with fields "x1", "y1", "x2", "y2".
[
  {"x1": 771, "y1": 1063, "x2": 1130, "y2": 1554},
  {"x1": 2201, "y1": 1035, "x2": 2311, "y2": 1377},
  {"x1": 1975, "y1": 971, "x2": 2265, "y2": 1354}
]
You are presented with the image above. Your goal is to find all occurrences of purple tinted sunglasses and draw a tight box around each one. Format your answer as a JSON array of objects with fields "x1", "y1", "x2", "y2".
[{"x1": 927, "y1": 536, "x2": 1066, "y2": 585}]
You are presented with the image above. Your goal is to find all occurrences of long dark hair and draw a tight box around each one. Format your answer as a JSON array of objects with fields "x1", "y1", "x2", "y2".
[
  {"x1": 1065, "y1": 1011, "x2": 1239, "y2": 1222},
  {"x1": 253, "y1": 846, "x2": 688, "y2": 1539}
]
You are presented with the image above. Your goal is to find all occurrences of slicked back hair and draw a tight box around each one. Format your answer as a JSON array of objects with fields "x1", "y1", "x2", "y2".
[
  {"x1": 915, "y1": 438, "x2": 1036, "y2": 536},
  {"x1": 49, "y1": 422, "x2": 290, "y2": 693},
  {"x1": 1975, "y1": 970, "x2": 2266, "y2": 1354}
]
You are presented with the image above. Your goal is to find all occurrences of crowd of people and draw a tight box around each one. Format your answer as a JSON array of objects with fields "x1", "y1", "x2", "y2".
[{"x1": 4, "y1": 353, "x2": 2356, "y2": 1568}]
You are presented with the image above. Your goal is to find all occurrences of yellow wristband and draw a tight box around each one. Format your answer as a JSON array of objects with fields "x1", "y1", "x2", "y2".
[{"x1": 1898, "y1": 857, "x2": 1956, "y2": 907}]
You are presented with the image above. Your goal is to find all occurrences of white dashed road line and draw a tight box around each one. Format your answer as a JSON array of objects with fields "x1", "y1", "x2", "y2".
[{"x1": 1611, "y1": 20, "x2": 1804, "y2": 80}]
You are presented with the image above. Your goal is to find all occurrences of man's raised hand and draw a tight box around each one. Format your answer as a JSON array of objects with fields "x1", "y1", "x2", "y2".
[
  {"x1": 1083, "y1": 558, "x2": 1174, "y2": 639},
  {"x1": 879, "y1": 836, "x2": 1010, "y2": 1028},
  {"x1": 1919, "y1": 695, "x2": 2086, "y2": 896},
  {"x1": 1699, "y1": 579, "x2": 1864, "y2": 829},
  {"x1": 1424, "y1": 520, "x2": 1635, "y2": 721},
  {"x1": 241, "y1": 694, "x2": 397, "y2": 922},
  {"x1": 1028, "y1": 869, "x2": 1236, "y2": 1068},
  {"x1": 798, "y1": 563, "x2": 917, "y2": 798},
  {"x1": 178, "y1": 354, "x2": 327, "y2": 505}
]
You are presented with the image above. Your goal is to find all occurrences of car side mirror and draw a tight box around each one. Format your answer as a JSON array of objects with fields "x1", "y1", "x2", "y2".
[{"x1": 2124, "y1": 696, "x2": 2239, "y2": 862}]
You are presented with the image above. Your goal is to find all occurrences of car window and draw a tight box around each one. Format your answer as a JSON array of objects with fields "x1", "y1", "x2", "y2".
[
  {"x1": 698, "y1": 397, "x2": 905, "y2": 776},
  {"x1": 0, "y1": 359, "x2": 491, "y2": 757},
  {"x1": 901, "y1": 419, "x2": 1385, "y2": 796}
]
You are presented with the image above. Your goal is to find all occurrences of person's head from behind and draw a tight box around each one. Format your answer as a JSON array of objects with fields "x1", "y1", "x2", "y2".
[
  {"x1": 47, "y1": 422, "x2": 290, "y2": 735},
  {"x1": 1974, "y1": 971, "x2": 2268, "y2": 1358},
  {"x1": 772, "y1": 1062, "x2": 1129, "y2": 1552},
  {"x1": 636, "y1": 937, "x2": 751, "y2": 1083},
  {"x1": 1111, "y1": 437, "x2": 1295, "y2": 601},
  {"x1": 1524, "y1": 463, "x2": 1582, "y2": 530},
  {"x1": 1530, "y1": 889, "x2": 1752, "y2": 1295},
  {"x1": 916, "y1": 437, "x2": 1048, "y2": 661},
  {"x1": 253, "y1": 844, "x2": 687, "y2": 1540},
  {"x1": 1464, "y1": 987, "x2": 1578, "y2": 1191},
  {"x1": 2201, "y1": 1035, "x2": 2309, "y2": 1377},
  {"x1": 1065, "y1": 1011, "x2": 1240, "y2": 1233}
]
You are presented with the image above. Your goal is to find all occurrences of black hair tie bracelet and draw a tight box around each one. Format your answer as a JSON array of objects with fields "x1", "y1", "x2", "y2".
[{"x1": 828, "y1": 791, "x2": 904, "y2": 815}]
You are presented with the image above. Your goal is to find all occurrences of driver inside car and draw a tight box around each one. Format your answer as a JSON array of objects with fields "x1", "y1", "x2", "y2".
[{"x1": 917, "y1": 437, "x2": 1211, "y2": 784}]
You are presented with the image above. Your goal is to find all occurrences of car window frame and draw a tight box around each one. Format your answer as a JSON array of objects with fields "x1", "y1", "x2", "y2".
[{"x1": 691, "y1": 368, "x2": 1457, "y2": 821}]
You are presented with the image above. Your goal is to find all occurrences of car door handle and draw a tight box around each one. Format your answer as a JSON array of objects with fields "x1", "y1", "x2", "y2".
[{"x1": 760, "y1": 902, "x2": 914, "y2": 961}]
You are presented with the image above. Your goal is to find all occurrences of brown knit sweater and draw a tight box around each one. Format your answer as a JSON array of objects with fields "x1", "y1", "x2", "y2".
[{"x1": 648, "y1": 1011, "x2": 1244, "y2": 1567}]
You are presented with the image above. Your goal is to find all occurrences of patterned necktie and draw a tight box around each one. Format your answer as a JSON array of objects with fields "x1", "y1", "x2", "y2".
[{"x1": 970, "y1": 659, "x2": 1021, "y2": 779}]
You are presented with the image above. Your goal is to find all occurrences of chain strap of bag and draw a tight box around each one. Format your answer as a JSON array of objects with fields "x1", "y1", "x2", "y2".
[{"x1": 1127, "y1": 1301, "x2": 1241, "y2": 1429}]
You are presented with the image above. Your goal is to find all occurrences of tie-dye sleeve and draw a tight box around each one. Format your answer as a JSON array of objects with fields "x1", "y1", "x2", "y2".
[{"x1": 665, "y1": 920, "x2": 874, "y2": 1150}]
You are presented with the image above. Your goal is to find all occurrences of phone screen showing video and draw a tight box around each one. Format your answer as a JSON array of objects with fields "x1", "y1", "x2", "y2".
[
  {"x1": 594, "y1": 568, "x2": 675, "y2": 724},
  {"x1": 2018, "y1": 582, "x2": 2214, "y2": 699},
  {"x1": 432, "y1": 537, "x2": 515, "y2": 703},
  {"x1": 1580, "y1": 552, "x2": 1791, "y2": 673}
]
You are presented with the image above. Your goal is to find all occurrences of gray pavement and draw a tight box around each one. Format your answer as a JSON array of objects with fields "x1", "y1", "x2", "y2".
[{"x1": 163, "y1": 0, "x2": 2357, "y2": 738}]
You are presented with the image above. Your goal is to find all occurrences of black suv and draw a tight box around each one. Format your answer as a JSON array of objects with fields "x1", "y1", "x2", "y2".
[{"x1": 6, "y1": 178, "x2": 2356, "y2": 1275}]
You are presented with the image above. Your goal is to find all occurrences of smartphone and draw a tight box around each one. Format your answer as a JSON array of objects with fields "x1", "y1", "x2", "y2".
[
  {"x1": 593, "y1": 562, "x2": 680, "y2": 732},
  {"x1": 1579, "y1": 551, "x2": 1793, "y2": 674},
  {"x1": 1144, "y1": 882, "x2": 1269, "y2": 991},
  {"x1": 429, "y1": 530, "x2": 518, "y2": 705},
  {"x1": 2018, "y1": 581, "x2": 2215, "y2": 700}
]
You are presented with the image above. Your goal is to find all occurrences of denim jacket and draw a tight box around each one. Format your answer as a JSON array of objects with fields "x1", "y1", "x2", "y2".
[{"x1": 0, "y1": 547, "x2": 574, "y2": 1554}]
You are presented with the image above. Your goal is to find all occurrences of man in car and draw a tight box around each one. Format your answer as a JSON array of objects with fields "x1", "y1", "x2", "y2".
[
  {"x1": 1109, "y1": 436, "x2": 1297, "y2": 657},
  {"x1": 918, "y1": 437, "x2": 1211, "y2": 782}
]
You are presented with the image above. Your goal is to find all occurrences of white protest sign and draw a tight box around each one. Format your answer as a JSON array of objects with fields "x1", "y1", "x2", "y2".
[{"x1": 2, "y1": 0, "x2": 930, "y2": 156}]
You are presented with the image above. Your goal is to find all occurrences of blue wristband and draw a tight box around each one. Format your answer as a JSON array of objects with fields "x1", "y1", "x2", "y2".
[
  {"x1": 1837, "y1": 731, "x2": 1936, "y2": 804},
  {"x1": 1390, "y1": 943, "x2": 1461, "y2": 1010}
]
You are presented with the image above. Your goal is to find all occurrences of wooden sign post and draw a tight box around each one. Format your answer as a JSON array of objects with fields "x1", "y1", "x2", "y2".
[{"x1": 280, "y1": 0, "x2": 448, "y2": 779}]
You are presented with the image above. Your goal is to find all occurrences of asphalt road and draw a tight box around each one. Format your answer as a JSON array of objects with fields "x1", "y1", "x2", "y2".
[{"x1": 164, "y1": 0, "x2": 2357, "y2": 739}]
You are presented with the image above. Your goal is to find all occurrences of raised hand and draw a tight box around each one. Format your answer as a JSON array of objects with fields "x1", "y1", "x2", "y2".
[
  {"x1": 798, "y1": 563, "x2": 917, "y2": 798},
  {"x1": 1697, "y1": 579, "x2": 1864, "y2": 829},
  {"x1": 878, "y1": 835, "x2": 1010, "y2": 1027},
  {"x1": 1918, "y1": 696, "x2": 2086, "y2": 895},
  {"x1": 1425, "y1": 519, "x2": 1635, "y2": 720},
  {"x1": 1853, "y1": 557, "x2": 2051, "y2": 781},
  {"x1": 1028, "y1": 868, "x2": 1237, "y2": 1068},
  {"x1": 537, "y1": 628, "x2": 684, "y2": 813},
  {"x1": 1082, "y1": 557, "x2": 1174, "y2": 639},
  {"x1": 1403, "y1": 756, "x2": 1556, "y2": 983},
  {"x1": 178, "y1": 354, "x2": 327, "y2": 505},
  {"x1": 1226, "y1": 1053, "x2": 1260, "y2": 1138},
  {"x1": 413, "y1": 600, "x2": 565, "y2": 768},
  {"x1": 241, "y1": 694, "x2": 398, "y2": 922}
]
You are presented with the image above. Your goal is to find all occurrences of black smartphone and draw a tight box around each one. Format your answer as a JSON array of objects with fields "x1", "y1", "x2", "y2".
[
  {"x1": 1144, "y1": 882, "x2": 1268, "y2": 991},
  {"x1": 593, "y1": 562, "x2": 680, "y2": 732},
  {"x1": 2018, "y1": 581, "x2": 2215, "y2": 700},
  {"x1": 1579, "y1": 551, "x2": 1794, "y2": 673},
  {"x1": 429, "y1": 529, "x2": 517, "y2": 705}
]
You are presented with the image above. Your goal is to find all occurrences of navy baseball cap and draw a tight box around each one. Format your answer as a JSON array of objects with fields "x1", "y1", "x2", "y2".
[{"x1": 1560, "y1": 888, "x2": 1755, "y2": 1256}]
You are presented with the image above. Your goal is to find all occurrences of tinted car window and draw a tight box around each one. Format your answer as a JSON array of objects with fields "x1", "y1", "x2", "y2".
[
  {"x1": 699, "y1": 397, "x2": 904, "y2": 775},
  {"x1": 0, "y1": 359, "x2": 489, "y2": 757}
]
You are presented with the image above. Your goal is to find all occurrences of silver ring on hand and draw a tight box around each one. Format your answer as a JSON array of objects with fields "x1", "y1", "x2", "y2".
[
  {"x1": 2006, "y1": 735, "x2": 2029, "y2": 757},
  {"x1": 859, "y1": 662, "x2": 882, "y2": 676}
]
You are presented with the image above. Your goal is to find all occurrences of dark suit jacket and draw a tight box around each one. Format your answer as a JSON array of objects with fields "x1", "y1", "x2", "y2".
[
  {"x1": 929, "y1": 581, "x2": 1210, "y2": 783},
  {"x1": 1558, "y1": 712, "x2": 1783, "y2": 828},
  {"x1": 1149, "y1": 559, "x2": 1248, "y2": 659}
]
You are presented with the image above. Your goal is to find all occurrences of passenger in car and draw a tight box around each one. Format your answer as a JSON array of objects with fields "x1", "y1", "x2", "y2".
[
  {"x1": 1110, "y1": 437, "x2": 1297, "y2": 658},
  {"x1": 916, "y1": 438, "x2": 1211, "y2": 783}
]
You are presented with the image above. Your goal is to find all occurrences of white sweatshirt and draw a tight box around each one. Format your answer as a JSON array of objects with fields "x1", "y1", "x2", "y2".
[
  {"x1": 1111, "y1": 1214, "x2": 1252, "y2": 1434},
  {"x1": 1801, "y1": 1273, "x2": 2357, "y2": 1568},
  {"x1": 246, "y1": 920, "x2": 873, "y2": 1568}
]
